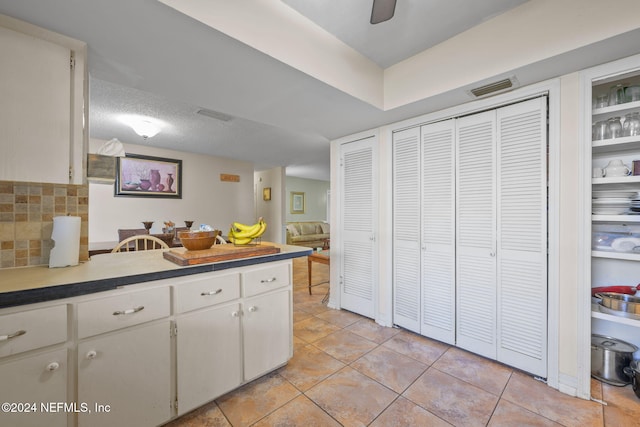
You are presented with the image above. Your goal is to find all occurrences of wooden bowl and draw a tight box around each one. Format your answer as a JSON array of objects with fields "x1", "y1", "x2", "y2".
[{"x1": 178, "y1": 230, "x2": 219, "y2": 251}]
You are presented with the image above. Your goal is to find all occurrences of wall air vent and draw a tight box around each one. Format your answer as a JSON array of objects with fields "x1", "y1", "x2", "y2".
[
  {"x1": 196, "y1": 108, "x2": 233, "y2": 122},
  {"x1": 468, "y1": 77, "x2": 518, "y2": 98}
]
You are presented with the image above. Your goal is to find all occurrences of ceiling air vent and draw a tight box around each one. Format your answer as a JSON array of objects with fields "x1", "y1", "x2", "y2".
[
  {"x1": 196, "y1": 108, "x2": 233, "y2": 122},
  {"x1": 468, "y1": 77, "x2": 518, "y2": 98}
]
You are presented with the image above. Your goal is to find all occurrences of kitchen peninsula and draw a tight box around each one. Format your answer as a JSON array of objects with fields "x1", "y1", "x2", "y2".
[{"x1": 0, "y1": 243, "x2": 311, "y2": 427}]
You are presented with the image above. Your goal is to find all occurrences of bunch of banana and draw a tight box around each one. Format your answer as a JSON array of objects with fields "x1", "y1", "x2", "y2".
[{"x1": 228, "y1": 217, "x2": 267, "y2": 245}]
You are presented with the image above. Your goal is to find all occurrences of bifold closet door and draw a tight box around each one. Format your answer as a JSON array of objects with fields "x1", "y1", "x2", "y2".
[
  {"x1": 420, "y1": 120, "x2": 456, "y2": 343},
  {"x1": 456, "y1": 110, "x2": 497, "y2": 360},
  {"x1": 393, "y1": 127, "x2": 421, "y2": 332},
  {"x1": 340, "y1": 136, "x2": 377, "y2": 319},
  {"x1": 496, "y1": 97, "x2": 548, "y2": 377}
]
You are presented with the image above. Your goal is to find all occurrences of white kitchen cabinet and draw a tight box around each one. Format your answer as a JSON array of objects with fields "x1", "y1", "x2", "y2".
[
  {"x1": 583, "y1": 56, "x2": 640, "y2": 355},
  {"x1": 77, "y1": 321, "x2": 171, "y2": 427},
  {"x1": 173, "y1": 262, "x2": 293, "y2": 418},
  {"x1": 76, "y1": 286, "x2": 171, "y2": 427},
  {"x1": 0, "y1": 348, "x2": 68, "y2": 427},
  {"x1": 0, "y1": 15, "x2": 86, "y2": 184},
  {"x1": 176, "y1": 302, "x2": 242, "y2": 415},
  {"x1": 0, "y1": 303, "x2": 68, "y2": 427},
  {"x1": 243, "y1": 290, "x2": 291, "y2": 381}
]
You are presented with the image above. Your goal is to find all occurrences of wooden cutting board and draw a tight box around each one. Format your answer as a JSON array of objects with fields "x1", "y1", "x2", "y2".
[{"x1": 163, "y1": 243, "x2": 280, "y2": 266}]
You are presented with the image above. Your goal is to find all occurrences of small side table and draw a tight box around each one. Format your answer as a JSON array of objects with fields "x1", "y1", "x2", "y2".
[{"x1": 307, "y1": 250, "x2": 330, "y2": 295}]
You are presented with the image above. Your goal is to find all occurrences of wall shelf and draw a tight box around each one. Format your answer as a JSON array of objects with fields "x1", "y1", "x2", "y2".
[
  {"x1": 592, "y1": 310, "x2": 640, "y2": 328},
  {"x1": 592, "y1": 136, "x2": 640, "y2": 153},
  {"x1": 592, "y1": 100, "x2": 640, "y2": 119},
  {"x1": 592, "y1": 250, "x2": 640, "y2": 261},
  {"x1": 592, "y1": 215, "x2": 640, "y2": 222}
]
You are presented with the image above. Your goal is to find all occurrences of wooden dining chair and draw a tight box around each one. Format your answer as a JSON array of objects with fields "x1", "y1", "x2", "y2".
[{"x1": 111, "y1": 235, "x2": 170, "y2": 253}]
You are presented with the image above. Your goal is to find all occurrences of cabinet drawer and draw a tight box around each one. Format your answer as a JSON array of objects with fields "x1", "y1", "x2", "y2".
[
  {"x1": 242, "y1": 263, "x2": 290, "y2": 297},
  {"x1": 77, "y1": 287, "x2": 170, "y2": 339},
  {"x1": 0, "y1": 305, "x2": 67, "y2": 358},
  {"x1": 174, "y1": 273, "x2": 240, "y2": 314}
]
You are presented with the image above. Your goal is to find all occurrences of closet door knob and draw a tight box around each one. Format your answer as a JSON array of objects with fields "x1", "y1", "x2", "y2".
[{"x1": 489, "y1": 251, "x2": 496, "y2": 257}]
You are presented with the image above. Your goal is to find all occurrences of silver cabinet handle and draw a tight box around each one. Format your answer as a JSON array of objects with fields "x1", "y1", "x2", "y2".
[
  {"x1": 86, "y1": 350, "x2": 97, "y2": 360},
  {"x1": 0, "y1": 330, "x2": 26, "y2": 341},
  {"x1": 201, "y1": 289, "x2": 223, "y2": 296},
  {"x1": 248, "y1": 306, "x2": 257, "y2": 312},
  {"x1": 113, "y1": 306, "x2": 144, "y2": 316},
  {"x1": 46, "y1": 362, "x2": 60, "y2": 371},
  {"x1": 231, "y1": 311, "x2": 240, "y2": 317},
  {"x1": 489, "y1": 251, "x2": 496, "y2": 257},
  {"x1": 260, "y1": 277, "x2": 277, "y2": 283}
]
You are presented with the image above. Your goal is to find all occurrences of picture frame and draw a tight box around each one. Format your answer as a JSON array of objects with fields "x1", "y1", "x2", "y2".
[
  {"x1": 115, "y1": 153, "x2": 182, "y2": 198},
  {"x1": 290, "y1": 191, "x2": 305, "y2": 214},
  {"x1": 263, "y1": 187, "x2": 272, "y2": 201}
]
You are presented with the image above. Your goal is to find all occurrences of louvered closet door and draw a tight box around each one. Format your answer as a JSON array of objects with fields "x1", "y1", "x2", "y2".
[
  {"x1": 421, "y1": 119, "x2": 456, "y2": 344},
  {"x1": 393, "y1": 127, "x2": 421, "y2": 332},
  {"x1": 456, "y1": 110, "x2": 497, "y2": 359},
  {"x1": 340, "y1": 137, "x2": 377, "y2": 318},
  {"x1": 496, "y1": 97, "x2": 548, "y2": 377}
]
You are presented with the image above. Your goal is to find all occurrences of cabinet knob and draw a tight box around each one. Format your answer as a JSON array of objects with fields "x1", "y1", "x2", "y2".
[
  {"x1": 489, "y1": 251, "x2": 496, "y2": 257},
  {"x1": 231, "y1": 311, "x2": 240, "y2": 317},
  {"x1": 46, "y1": 362, "x2": 60, "y2": 371},
  {"x1": 248, "y1": 306, "x2": 257, "y2": 312},
  {"x1": 260, "y1": 277, "x2": 277, "y2": 283},
  {"x1": 86, "y1": 350, "x2": 97, "y2": 360}
]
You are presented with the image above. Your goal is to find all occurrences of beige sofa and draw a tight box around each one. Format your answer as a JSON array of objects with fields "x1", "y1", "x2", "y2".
[{"x1": 286, "y1": 221, "x2": 330, "y2": 248}]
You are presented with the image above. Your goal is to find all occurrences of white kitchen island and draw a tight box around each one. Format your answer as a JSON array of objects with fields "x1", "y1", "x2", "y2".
[{"x1": 0, "y1": 243, "x2": 311, "y2": 427}]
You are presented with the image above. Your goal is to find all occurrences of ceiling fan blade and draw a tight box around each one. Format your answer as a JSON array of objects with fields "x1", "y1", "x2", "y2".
[{"x1": 370, "y1": 0, "x2": 397, "y2": 24}]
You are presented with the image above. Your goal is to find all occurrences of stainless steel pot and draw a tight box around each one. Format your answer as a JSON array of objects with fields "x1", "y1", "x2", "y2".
[
  {"x1": 591, "y1": 334, "x2": 638, "y2": 386},
  {"x1": 595, "y1": 292, "x2": 640, "y2": 315},
  {"x1": 623, "y1": 360, "x2": 640, "y2": 399}
]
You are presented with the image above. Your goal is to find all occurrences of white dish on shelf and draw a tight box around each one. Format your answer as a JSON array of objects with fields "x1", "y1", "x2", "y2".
[
  {"x1": 610, "y1": 237, "x2": 640, "y2": 252},
  {"x1": 592, "y1": 190, "x2": 637, "y2": 199},
  {"x1": 592, "y1": 208, "x2": 629, "y2": 214}
]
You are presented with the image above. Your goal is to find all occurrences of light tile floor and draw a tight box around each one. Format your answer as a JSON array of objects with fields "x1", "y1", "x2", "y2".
[{"x1": 165, "y1": 257, "x2": 640, "y2": 427}]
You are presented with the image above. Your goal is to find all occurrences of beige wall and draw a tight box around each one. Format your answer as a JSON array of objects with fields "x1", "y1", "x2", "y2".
[
  {"x1": 255, "y1": 167, "x2": 286, "y2": 243},
  {"x1": 88, "y1": 139, "x2": 254, "y2": 244},
  {"x1": 285, "y1": 176, "x2": 330, "y2": 223}
]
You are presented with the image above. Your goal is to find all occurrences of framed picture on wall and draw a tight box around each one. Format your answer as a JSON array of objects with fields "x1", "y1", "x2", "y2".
[
  {"x1": 115, "y1": 154, "x2": 182, "y2": 198},
  {"x1": 290, "y1": 191, "x2": 305, "y2": 214}
]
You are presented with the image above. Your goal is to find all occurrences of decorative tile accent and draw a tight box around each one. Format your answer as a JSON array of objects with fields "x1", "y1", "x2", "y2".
[{"x1": 0, "y1": 180, "x2": 89, "y2": 268}]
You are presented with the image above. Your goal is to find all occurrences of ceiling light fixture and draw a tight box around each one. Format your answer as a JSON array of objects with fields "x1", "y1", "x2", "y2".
[{"x1": 120, "y1": 115, "x2": 162, "y2": 140}]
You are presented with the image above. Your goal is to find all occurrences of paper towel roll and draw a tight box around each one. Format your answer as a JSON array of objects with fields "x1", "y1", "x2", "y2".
[{"x1": 49, "y1": 216, "x2": 81, "y2": 268}]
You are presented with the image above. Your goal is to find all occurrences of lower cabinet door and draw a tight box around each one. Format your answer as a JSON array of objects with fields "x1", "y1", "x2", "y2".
[
  {"x1": 243, "y1": 290, "x2": 291, "y2": 381},
  {"x1": 77, "y1": 321, "x2": 171, "y2": 427},
  {"x1": 176, "y1": 303, "x2": 242, "y2": 415},
  {"x1": 0, "y1": 348, "x2": 67, "y2": 427}
]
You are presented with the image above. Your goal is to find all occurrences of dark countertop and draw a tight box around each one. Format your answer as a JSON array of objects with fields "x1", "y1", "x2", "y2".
[{"x1": 0, "y1": 243, "x2": 312, "y2": 309}]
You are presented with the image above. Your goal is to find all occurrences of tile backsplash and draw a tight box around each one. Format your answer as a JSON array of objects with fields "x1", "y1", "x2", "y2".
[{"x1": 0, "y1": 181, "x2": 88, "y2": 268}]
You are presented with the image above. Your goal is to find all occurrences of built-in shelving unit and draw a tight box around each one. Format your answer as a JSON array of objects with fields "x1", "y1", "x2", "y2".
[{"x1": 588, "y1": 63, "x2": 640, "y2": 369}]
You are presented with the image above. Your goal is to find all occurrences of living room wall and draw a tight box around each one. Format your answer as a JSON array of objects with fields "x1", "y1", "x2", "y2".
[{"x1": 285, "y1": 176, "x2": 330, "y2": 223}]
